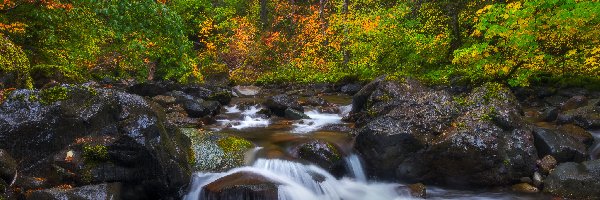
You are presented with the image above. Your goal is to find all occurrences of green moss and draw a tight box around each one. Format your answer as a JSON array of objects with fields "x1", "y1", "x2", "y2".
[
  {"x1": 482, "y1": 83, "x2": 506, "y2": 103},
  {"x1": 0, "y1": 35, "x2": 32, "y2": 89},
  {"x1": 217, "y1": 136, "x2": 252, "y2": 153},
  {"x1": 188, "y1": 146, "x2": 196, "y2": 166},
  {"x1": 83, "y1": 144, "x2": 109, "y2": 162},
  {"x1": 39, "y1": 86, "x2": 70, "y2": 105},
  {"x1": 326, "y1": 143, "x2": 341, "y2": 161}
]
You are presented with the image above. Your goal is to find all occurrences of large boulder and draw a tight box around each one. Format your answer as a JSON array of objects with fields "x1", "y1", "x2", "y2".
[
  {"x1": 264, "y1": 94, "x2": 303, "y2": 117},
  {"x1": 532, "y1": 127, "x2": 588, "y2": 163},
  {"x1": 544, "y1": 160, "x2": 600, "y2": 199},
  {"x1": 353, "y1": 80, "x2": 538, "y2": 186},
  {"x1": 0, "y1": 85, "x2": 192, "y2": 199}
]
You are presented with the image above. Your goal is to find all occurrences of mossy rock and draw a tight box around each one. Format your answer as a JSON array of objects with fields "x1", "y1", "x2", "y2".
[{"x1": 181, "y1": 128, "x2": 254, "y2": 172}]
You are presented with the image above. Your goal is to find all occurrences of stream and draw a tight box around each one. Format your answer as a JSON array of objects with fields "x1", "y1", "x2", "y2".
[{"x1": 184, "y1": 95, "x2": 550, "y2": 200}]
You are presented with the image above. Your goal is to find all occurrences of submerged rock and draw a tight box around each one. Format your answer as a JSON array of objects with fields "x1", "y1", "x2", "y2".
[
  {"x1": 544, "y1": 160, "x2": 600, "y2": 199},
  {"x1": 353, "y1": 80, "x2": 538, "y2": 186},
  {"x1": 407, "y1": 183, "x2": 427, "y2": 198},
  {"x1": 284, "y1": 108, "x2": 310, "y2": 120},
  {"x1": 0, "y1": 86, "x2": 192, "y2": 199}
]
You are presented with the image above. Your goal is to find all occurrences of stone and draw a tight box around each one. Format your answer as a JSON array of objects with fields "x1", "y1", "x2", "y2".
[
  {"x1": 532, "y1": 171, "x2": 543, "y2": 188},
  {"x1": 408, "y1": 183, "x2": 426, "y2": 198},
  {"x1": 201, "y1": 172, "x2": 278, "y2": 200},
  {"x1": 556, "y1": 99, "x2": 600, "y2": 129},
  {"x1": 537, "y1": 155, "x2": 557, "y2": 175},
  {"x1": 264, "y1": 94, "x2": 303, "y2": 117},
  {"x1": 533, "y1": 127, "x2": 588, "y2": 162},
  {"x1": 289, "y1": 140, "x2": 344, "y2": 175},
  {"x1": 340, "y1": 83, "x2": 362, "y2": 95},
  {"x1": 560, "y1": 95, "x2": 588, "y2": 111},
  {"x1": 151, "y1": 95, "x2": 176, "y2": 106},
  {"x1": 511, "y1": 183, "x2": 539, "y2": 193},
  {"x1": 557, "y1": 124, "x2": 594, "y2": 146},
  {"x1": 544, "y1": 160, "x2": 600, "y2": 199}
]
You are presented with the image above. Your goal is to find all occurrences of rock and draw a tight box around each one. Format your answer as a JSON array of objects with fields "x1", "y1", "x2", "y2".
[
  {"x1": 540, "y1": 106, "x2": 559, "y2": 122},
  {"x1": 557, "y1": 87, "x2": 589, "y2": 97},
  {"x1": 233, "y1": 85, "x2": 261, "y2": 97},
  {"x1": 533, "y1": 127, "x2": 588, "y2": 162},
  {"x1": 520, "y1": 177, "x2": 533, "y2": 184},
  {"x1": 284, "y1": 108, "x2": 310, "y2": 120},
  {"x1": 201, "y1": 172, "x2": 278, "y2": 200},
  {"x1": 532, "y1": 171, "x2": 543, "y2": 188},
  {"x1": 305, "y1": 96, "x2": 329, "y2": 107},
  {"x1": 350, "y1": 75, "x2": 386, "y2": 114},
  {"x1": 353, "y1": 81, "x2": 538, "y2": 186},
  {"x1": 537, "y1": 155, "x2": 557, "y2": 175},
  {"x1": 151, "y1": 95, "x2": 176, "y2": 106},
  {"x1": 320, "y1": 124, "x2": 352, "y2": 132},
  {"x1": 0, "y1": 149, "x2": 17, "y2": 184},
  {"x1": 544, "y1": 95, "x2": 568, "y2": 107},
  {"x1": 407, "y1": 183, "x2": 426, "y2": 198},
  {"x1": 557, "y1": 124, "x2": 594, "y2": 146},
  {"x1": 512, "y1": 183, "x2": 539, "y2": 193},
  {"x1": 556, "y1": 99, "x2": 600, "y2": 129},
  {"x1": 289, "y1": 140, "x2": 344, "y2": 174},
  {"x1": 0, "y1": 86, "x2": 192, "y2": 199},
  {"x1": 544, "y1": 160, "x2": 600, "y2": 199},
  {"x1": 181, "y1": 128, "x2": 254, "y2": 172},
  {"x1": 25, "y1": 182, "x2": 122, "y2": 200},
  {"x1": 169, "y1": 91, "x2": 221, "y2": 118},
  {"x1": 561, "y1": 95, "x2": 588, "y2": 111},
  {"x1": 265, "y1": 94, "x2": 303, "y2": 117},
  {"x1": 208, "y1": 89, "x2": 233, "y2": 105},
  {"x1": 340, "y1": 83, "x2": 362, "y2": 95},
  {"x1": 127, "y1": 81, "x2": 177, "y2": 97}
]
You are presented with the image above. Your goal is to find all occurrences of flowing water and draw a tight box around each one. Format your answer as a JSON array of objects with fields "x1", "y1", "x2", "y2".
[{"x1": 185, "y1": 95, "x2": 549, "y2": 200}]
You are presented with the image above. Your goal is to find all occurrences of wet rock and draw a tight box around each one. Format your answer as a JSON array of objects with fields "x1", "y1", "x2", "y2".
[
  {"x1": 544, "y1": 95, "x2": 568, "y2": 107},
  {"x1": 544, "y1": 160, "x2": 600, "y2": 199},
  {"x1": 201, "y1": 172, "x2": 278, "y2": 200},
  {"x1": 208, "y1": 89, "x2": 233, "y2": 105},
  {"x1": 512, "y1": 183, "x2": 539, "y2": 193},
  {"x1": 233, "y1": 85, "x2": 261, "y2": 97},
  {"x1": 320, "y1": 124, "x2": 352, "y2": 132},
  {"x1": 520, "y1": 177, "x2": 533, "y2": 184},
  {"x1": 561, "y1": 95, "x2": 588, "y2": 111},
  {"x1": 289, "y1": 140, "x2": 344, "y2": 174},
  {"x1": 533, "y1": 127, "x2": 588, "y2": 162},
  {"x1": 557, "y1": 124, "x2": 594, "y2": 146},
  {"x1": 181, "y1": 128, "x2": 254, "y2": 172},
  {"x1": 13, "y1": 176, "x2": 51, "y2": 192},
  {"x1": 0, "y1": 86, "x2": 192, "y2": 199},
  {"x1": 127, "y1": 81, "x2": 177, "y2": 97},
  {"x1": 305, "y1": 96, "x2": 329, "y2": 107},
  {"x1": 284, "y1": 108, "x2": 309, "y2": 120},
  {"x1": 354, "y1": 81, "x2": 538, "y2": 186},
  {"x1": 25, "y1": 182, "x2": 122, "y2": 200},
  {"x1": 340, "y1": 83, "x2": 362, "y2": 95},
  {"x1": 537, "y1": 155, "x2": 557, "y2": 175},
  {"x1": 169, "y1": 91, "x2": 221, "y2": 118},
  {"x1": 556, "y1": 99, "x2": 600, "y2": 129},
  {"x1": 407, "y1": 183, "x2": 427, "y2": 198},
  {"x1": 350, "y1": 75, "x2": 386, "y2": 114},
  {"x1": 265, "y1": 94, "x2": 303, "y2": 117},
  {"x1": 540, "y1": 106, "x2": 559, "y2": 122},
  {"x1": 0, "y1": 149, "x2": 17, "y2": 184}
]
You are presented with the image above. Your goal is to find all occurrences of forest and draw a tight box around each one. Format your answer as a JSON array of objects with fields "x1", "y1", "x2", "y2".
[{"x1": 1, "y1": 0, "x2": 599, "y2": 88}]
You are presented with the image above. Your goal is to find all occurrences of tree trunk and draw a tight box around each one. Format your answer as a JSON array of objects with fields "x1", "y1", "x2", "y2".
[{"x1": 260, "y1": 0, "x2": 268, "y2": 29}]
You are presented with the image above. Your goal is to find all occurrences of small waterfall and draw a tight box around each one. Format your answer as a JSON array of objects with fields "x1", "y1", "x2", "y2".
[
  {"x1": 292, "y1": 110, "x2": 346, "y2": 133},
  {"x1": 339, "y1": 104, "x2": 352, "y2": 116},
  {"x1": 216, "y1": 105, "x2": 270, "y2": 130},
  {"x1": 591, "y1": 131, "x2": 600, "y2": 160},
  {"x1": 185, "y1": 158, "x2": 411, "y2": 200},
  {"x1": 345, "y1": 154, "x2": 367, "y2": 182}
]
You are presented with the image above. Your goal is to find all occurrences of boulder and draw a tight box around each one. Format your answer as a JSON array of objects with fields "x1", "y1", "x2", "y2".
[
  {"x1": 181, "y1": 128, "x2": 254, "y2": 172},
  {"x1": 533, "y1": 127, "x2": 588, "y2": 162},
  {"x1": 168, "y1": 91, "x2": 221, "y2": 118},
  {"x1": 556, "y1": 99, "x2": 600, "y2": 129},
  {"x1": 0, "y1": 86, "x2": 192, "y2": 199},
  {"x1": 544, "y1": 160, "x2": 600, "y2": 199},
  {"x1": 353, "y1": 81, "x2": 538, "y2": 186},
  {"x1": 289, "y1": 140, "x2": 344, "y2": 174},
  {"x1": 560, "y1": 95, "x2": 588, "y2": 111},
  {"x1": 304, "y1": 96, "x2": 329, "y2": 107},
  {"x1": 25, "y1": 183, "x2": 122, "y2": 200},
  {"x1": 127, "y1": 81, "x2": 178, "y2": 97},
  {"x1": 265, "y1": 94, "x2": 303, "y2": 117},
  {"x1": 557, "y1": 124, "x2": 594, "y2": 146},
  {"x1": 201, "y1": 172, "x2": 278, "y2": 200}
]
